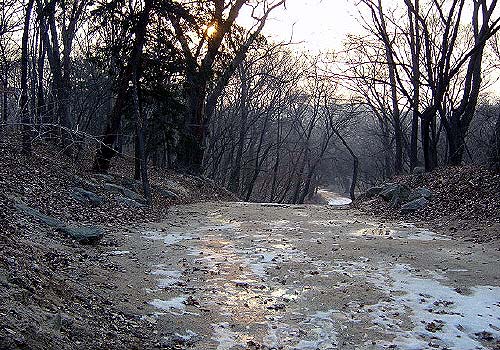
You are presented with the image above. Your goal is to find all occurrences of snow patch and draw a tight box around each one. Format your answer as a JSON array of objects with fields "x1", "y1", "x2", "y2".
[
  {"x1": 150, "y1": 269, "x2": 182, "y2": 288},
  {"x1": 142, "y1": 231, "x2": 194, "y2": 245},
  {"x1": 211, "y1": 323, "x2": 247, "y2": 350}
]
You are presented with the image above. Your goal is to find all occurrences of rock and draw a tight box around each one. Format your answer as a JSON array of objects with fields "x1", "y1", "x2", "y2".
[
  {"x1": 121, "y1": 179, "x2": 142, "y2": 193},
  {"x1": 15, "y1": 202, "x2": 104, "y2": 244},
  {"x1": 365, "y1": 186, "x2": 384, "y2": 198},
  {"x1": 164, "y1": 180, "x2": 189, "y2": 197},
  {"x1": 58, "y1": 226, "x2": 105, "y2": 244},
  {"x1": 379, "y1": 184, "x2": 411, "y2": 203},
  {"x1": 157, "y1": 188, "x2": 179, "y2": 200},
  {"x1": 115, "y1": 196, "x2": 145, "y2": 208},
  {"x1": 122, "y1": 187, "x2": 145, "y2": 203},
  {"x1": 104, "y1": 182, "x2": 125, "y2": 194},
  {"x1": 104, "y1": 183, "x2": 145, "y2": 203},
  {"x1": 52, "y1": 312, "x2": 74, "y2": 331},
  {"x1": 71, "y1": 187, "x2": 105, "y2": 206},
  {"x1": 52, "y1": 312, "x2": 62, "y2": 331},
  {"x1": 408, "y1": 187, "x2": 432, "y2": 202},
  {"x1": 92, "y1": 173, "x2": 115, "y2": 182},
  {"x1": 73, "y1": 176, "x2": 99, "y2": 192},
  {"x1": 413, "y1": 166, "x2": 426, "y2": 174},
  {"x1": 401, "y1": 197, "x2": 429, "y2": 214},
  {"x1": 15, "y1": 202, "x2": 65, "y2": 228}
]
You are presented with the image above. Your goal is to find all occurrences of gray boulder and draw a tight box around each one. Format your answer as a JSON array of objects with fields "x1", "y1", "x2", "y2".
[
  {"x1": 157, "y1": 188, "x2": 179, "y2": 200},
  {"x1": 103, "y1": 182, "x2": 125, "y2": 194},
  {"x1": 413, "y1": 166, "x2": 426, "y2": 174},
  {"x1": 122, "y1": 187, "x2": 145, "y2": 203},
  {"x1": 408, "y1": 187, "x2": 432, "y2": 202},
  {"x1": 163, "y1": 180, "x2": 189, "y2": 197},
  {"x1": 15, "y1": 202, "x2": 64, "y2": 228},
  {"x1": 401, "y1": 197, "x2": 429, "y2": 214},
  {"x1": 379, "y1": 183, "x2": 411, "y2": 203},
  {"x1": 71, "y1": 187, "x2": 105, "y2": 206},
  {"x1": 364, "y1": 186, "x2": 384, "y2": 198},
  {"x1": 92, "y1": 173, "x2": 115, "y2": 182},
  {"x1": 115, "y1": 196, "x2": 145, "y2": 208},
  {"x1": 15, "y1": 202, "x2": 104, "y2": 244},
  {"x1": 73, "y1": 176, "x2": 99, "y2": 192},
  {"x1": 57, "y1": 226, "x2": 104, "y2": 244},
  {"x1": 104, "y1": 183, "x2": 145, "y2": 203}
]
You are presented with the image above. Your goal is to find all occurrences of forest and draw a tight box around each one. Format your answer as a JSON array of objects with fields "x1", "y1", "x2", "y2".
[
  {"x1": 1, "y1": 1, "x2": 500, "y2": 349},
  {"x1": 1, "y1": 0, "x2": 499, "y2": 203}
]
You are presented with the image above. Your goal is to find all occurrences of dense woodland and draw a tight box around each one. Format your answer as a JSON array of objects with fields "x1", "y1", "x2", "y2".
[{"x1": 1, "y1": 0, "x2": 500, "y2": 204}]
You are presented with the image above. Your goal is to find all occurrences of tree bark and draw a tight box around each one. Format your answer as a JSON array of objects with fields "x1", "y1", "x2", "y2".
[
  {"x1": 488, "y1": 111, "x2": 500, "y2": 171},
  {"x1": 21, "y1": 0, "x2": 35, "y2": 155},
  {"x1": 409, "y1": 0, "x2": 420, "y2": 171},
  {"x1": 421, "y1": 108, "x2": 434, "y2": 171},
  {"x1": 376, "y1": 0, "x2": 404, "y2": 174},
  {"x1": 228, "y1": 65, "x2": 248, "y2": 194},
  {"x1": 47, "y1": 1, "x2": 72, "y2": 149},
  {"x1": 93, "y1": 1, "x2": 152, "y2": 173},
  {"x1": 132, "y1": 72, "x2": 151, "y2": 205}
]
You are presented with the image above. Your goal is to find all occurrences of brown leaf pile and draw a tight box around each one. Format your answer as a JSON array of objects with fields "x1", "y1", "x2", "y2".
[
  {"x1": 355, "y1": 165, "x2": 500, "y2": 243},
  {"x1": 0, "y1": 134, "x2": 236, "y2": 349}
]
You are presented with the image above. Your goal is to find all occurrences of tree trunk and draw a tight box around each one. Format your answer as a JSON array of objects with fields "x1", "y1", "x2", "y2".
[
  {"x1": 134, "y1": 134, "x2": 141, "y2": 180},
  {"x1": 228, "y1": 66, "x2": 248, "y2": 194},
  {"x1": 376, "y1": 0, "x2": 403, "y2": 174},
  {"x1": 176, "y1": 74, "x2": 207, "y2": 174},
  {"x1": 421, "y1": 115, "x2": 431, "y2": 171},
  {"x1": 21, "y1": 0, "x2": 35, "y2": 155},
  {"x1": 2, "y1": 76, "x2": 7, "y2": 123},
  {"x1": 47, "y1": 2, "x2": 72, "y2": 150},
  {"x1": 269, "y1": 115, "x2": 282, "y2": 202},
  {"x1": 36, "y1": 22, "x2": 46, "y2": 128},
  {"x1": 93, "y1": 1, "x2": 152, "y2": 173},
  {"x1": 443, "y1": 1, "x2": 492, "y2": 166},
  {"x1": 132, "y1": 73, "x2": 151, "y2": 205},
  {"x1": 409, "y1": 0, "x2": 420, "y2": 171},
  {"x1": 488, "y1": 111, "x2": 500, "y2": 172},
  {"x1": 291, "y1": 150, "x2": 307, "y2": 204},
  {"x1": 447, "y1": 119, "x2": 466, "y2": 166},
  {"x1": 420, "y1": 106, "x2": 437, "y2": 171}
]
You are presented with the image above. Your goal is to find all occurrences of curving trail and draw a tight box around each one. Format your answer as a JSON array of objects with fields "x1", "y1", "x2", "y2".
[{"x1": 99, "y1": 202, "x2": 500, "y2": 350}]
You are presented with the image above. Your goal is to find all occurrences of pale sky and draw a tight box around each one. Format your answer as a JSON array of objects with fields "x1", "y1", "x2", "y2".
[
  {"x1": 244, "y1": 0, "x2": 500, "y2": 97},
  {"x1": 260, "y1": 0, "x2": 361, "y2": 52}
]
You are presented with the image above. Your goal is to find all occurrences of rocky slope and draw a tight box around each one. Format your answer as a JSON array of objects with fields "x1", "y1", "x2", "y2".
[
  {"x1": 354, "y1": 165, "x2": 500, "y2": 243},
  {"x1": 0, "y1": 137, "x2": 235, "y2": 349}
]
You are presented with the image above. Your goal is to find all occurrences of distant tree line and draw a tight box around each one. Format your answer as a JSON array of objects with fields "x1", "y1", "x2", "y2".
[{"x1": 1, "y1": 0, "x2": 499, "y2": 204}]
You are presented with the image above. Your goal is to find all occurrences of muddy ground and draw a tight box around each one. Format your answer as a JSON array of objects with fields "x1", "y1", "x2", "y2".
[{"x1": 85, "y1": 202, "x2": 500, "y2": 350}]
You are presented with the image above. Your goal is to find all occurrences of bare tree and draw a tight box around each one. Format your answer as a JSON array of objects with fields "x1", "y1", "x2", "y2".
[
  {"x1": 20, "y1": 0, "x2": 35, "y2": 154},
  {"x1": 169, "y1": 0, "x2": 285, "y2": 174}
]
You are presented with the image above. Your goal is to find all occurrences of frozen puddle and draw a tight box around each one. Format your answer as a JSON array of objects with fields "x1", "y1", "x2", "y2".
[
  {"x1": 148, "y1": 296, "x2": 199, "y2": 316},
  {"x1": 212, "y1": 323, "x2": 252, "y2": 350},
  {"x1": 139, "y1": 205, "x2": 498, "y2": 349},
  {"x1": 328, "y1": 197, "x2": 352, "y2": 206},
  {"x1": 108, "y1": 250, "x2": 130, "y2": 255},
  {"x1": 142, "y1": 221, "x2": 240, "y2": 246}
]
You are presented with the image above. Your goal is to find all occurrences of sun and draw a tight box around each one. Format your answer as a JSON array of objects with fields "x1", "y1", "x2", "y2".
[{"x1": 205, "y1": 23, "x2": 218, "y2": 38}]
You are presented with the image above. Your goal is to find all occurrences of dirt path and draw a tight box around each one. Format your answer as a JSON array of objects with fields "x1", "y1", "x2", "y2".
[{"x1": 95, "y1": 202, "x2": 500, "y2": 350}]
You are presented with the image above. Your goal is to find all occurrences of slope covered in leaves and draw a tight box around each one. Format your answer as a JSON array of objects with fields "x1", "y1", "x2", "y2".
[
  {"x1": 355, "y1": 165, "x2": 500, "y2": 242},
  {"x1": 0, "y1": 136, "x2": 235, "y2": 349}
]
